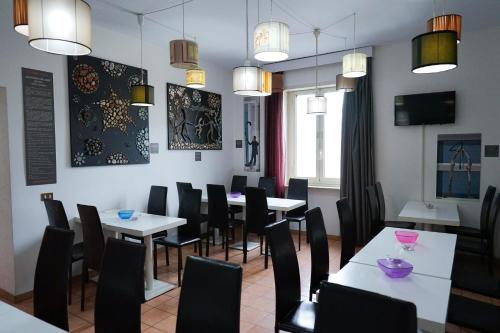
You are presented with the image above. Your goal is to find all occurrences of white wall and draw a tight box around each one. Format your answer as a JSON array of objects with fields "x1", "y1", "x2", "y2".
[{"x1": 0, "y1": 2, "x2": 237, "y2": 294}]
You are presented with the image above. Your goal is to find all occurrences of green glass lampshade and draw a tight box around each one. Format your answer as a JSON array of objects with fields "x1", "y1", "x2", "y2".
[
  {"x1": 412, "y1": 30, "x2": 457, "y2": 74},
  {"x1": 131, "y1": 84, "x2": 154, "y2": 106}
]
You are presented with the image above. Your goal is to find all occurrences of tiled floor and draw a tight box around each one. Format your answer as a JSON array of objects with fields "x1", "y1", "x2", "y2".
[{"x1": 4, "y1": 231, "x2": 493, "y2": 333}]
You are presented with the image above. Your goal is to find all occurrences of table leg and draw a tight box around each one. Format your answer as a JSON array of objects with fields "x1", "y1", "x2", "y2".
[
  {"x1": 143, "y1": 234, "x2": 176, "y2": 300},
  {"x1": 276, "y1": 210, "x2": 283, "y2": 221}
]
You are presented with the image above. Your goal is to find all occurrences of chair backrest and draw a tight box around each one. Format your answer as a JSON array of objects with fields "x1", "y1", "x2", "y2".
[
  {"x1": 77, "y1": 204, "x2": 106, "y2": 272},
  {"x1": 314, "y1": 282, "x2": 418, "y2": 333},
  {"x1": 305, "y1": 207, "x2": 329, "y2": 295},
  {"x1": 245, "y1": 187, "x2": 269, "y2": 235},
  {"x1": 178, "y1": 188, "x2": 202, "y2": 238},
  {"x1": 258, "y1": 176, "x2": 276, "y2": 197},
  {"x1": 287, "y1": 178, "x2": 308, "y2": 216},
  {"x1": 95, "y1": 238, "x2": 145, "y2": 333},
  {"x1": 480, "y1": 185, "x2": 496, "y2": 235},
  {"x1": 336, "y1": 198, "x2": 356, "y2": 269},
  {"x1": 487, "y1": 193, "x2": 500, "y2": 255},
  {"x1": 366, "y1": 185, "x2": 382, "y2": 238},
  {"x1": 230, "y1": 175, "x2": 247, "y2": 194},
  {"x1": 265, "y1": 220, "x2": 301, "y2": 323},
  {"x1": 374, "y1": 182, "x2": 386, "y2": 222},
  {"x1": 176, "y1": 182, "x2": 193, "y2": 206},
  {"x1": 207, "y1": 184, "x2": 229, "y2": 229},
  {"x1": 176, "y1": 256, "x2": 242, "y2": 333},
  {"x1": 43, "y1": 199, "x2": 70, "y2": 230},
  {"x1": 34, "y1": 226, "x2": 74, "y2": 331},
  {"x1": 147, "y1": 185, "x2": 168, "y2": 216}
]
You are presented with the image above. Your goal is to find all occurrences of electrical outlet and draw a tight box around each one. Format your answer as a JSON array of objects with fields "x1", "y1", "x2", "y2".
[{"x1": 40, "y1": 192, "x2": 53, "y2": 201}]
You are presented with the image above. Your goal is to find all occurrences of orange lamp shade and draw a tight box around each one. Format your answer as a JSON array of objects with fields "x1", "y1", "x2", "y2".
[
  {"x1": 13, "y1": 0, "x2": 28, "y2": 36},
  {"x1": 427, "y1": 14, "x2": 462, "y2": 43}
]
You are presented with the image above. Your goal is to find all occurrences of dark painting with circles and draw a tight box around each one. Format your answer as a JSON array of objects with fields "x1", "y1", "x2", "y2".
[
  {"x1": 67, "y1": 55, "x2": 150, "y2": 167},
  {"x1": 167, "y1": 83, "x2": 222, "y2": 150}
]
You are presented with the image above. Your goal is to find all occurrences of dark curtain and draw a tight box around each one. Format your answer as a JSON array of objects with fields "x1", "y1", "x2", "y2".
[
  {"x1": 265, "y1": 92, "x2": 285, "y2": 198},
  {"x1": 340, "y1": 58, "x2": 375, "y2": 244}
]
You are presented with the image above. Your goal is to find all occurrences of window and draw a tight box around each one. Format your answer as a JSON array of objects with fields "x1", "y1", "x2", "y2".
[{"x1": 285, "y1": 86, "x2": 344, "y2": 188}]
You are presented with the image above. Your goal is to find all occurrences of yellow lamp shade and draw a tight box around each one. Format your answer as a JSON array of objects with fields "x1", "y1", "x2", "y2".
[
  {"x1": 170, "y1": 39, "x2": 199, "y2": 69},
  {"x1": 13, "y1": 0, "x2": 29, "y2": 36},
  {"x1": 259, "y1": 69, "x2": 272, "y2": 96},
  {"x1": 186, "y1": 68, "x2": 205, "y2": 89},
  {"x1": 412, "y1": 30, "x2": 457, "y2": 74},
  {"x1": 131, "y1": 84, "x2": 154, "y2": 106},
  {"x1": 343, "y1": 52, "x2": 367, "y2": 78},
  {"x1": 254, "y1": 21, "x2": 290, "y2": 62}
]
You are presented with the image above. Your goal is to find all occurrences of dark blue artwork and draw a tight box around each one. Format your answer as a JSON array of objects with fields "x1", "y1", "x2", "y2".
[{"x1": 436, "y1": 134, "x2": 481, "y2": 199}]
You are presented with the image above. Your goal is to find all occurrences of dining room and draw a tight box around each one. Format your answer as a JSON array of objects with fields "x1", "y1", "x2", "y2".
[{"x1": 1, "y1": 0, "x2": 500, "y2": 332}]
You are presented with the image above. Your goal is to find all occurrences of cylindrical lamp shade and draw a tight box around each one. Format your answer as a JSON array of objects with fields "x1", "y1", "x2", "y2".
[
  {"x1": 343, "y1": 52, "x2": 367, "y2": 78},
  {"x1": 13, "y1": 0, "x2": 29, "y2": 36},
  {"x1": 412, "y1": 31, "x2": 457, "y2": 74},
  {"x1": 233, "y1": 65, "x2": 262, "y2": 96},
  {"x1": 186, "y1": 68, "x2": 205, "y2": 89},
  {"x1": 336, "y1": 74, "x2": 356, "y2": 92},
  {"x1": 131, "y1": 84, "x2": 155, "y2": 106},
  {"x1": 307, "y1": 95, "x2": 327, "y2": 115},
  {"x1": 254, "y1": 21, "x2": 289, "y2": 62},
  {"x1": 170, "y1": 39, "x2": 199, "y2": 69},
  {"x1": 427, "y1": 14, "x2": 462, "y2": 43},
  {"x1": 28, "y1": 0, "x2": 92, "y2": 56},
  {"x1": 260, "y1": 70, "x2": 272, "y2": 96}
]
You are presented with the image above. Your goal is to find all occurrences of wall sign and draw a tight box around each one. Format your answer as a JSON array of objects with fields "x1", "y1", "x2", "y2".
[{"x1": 22, "y1": 68, "x2": 57, "y2": 186}]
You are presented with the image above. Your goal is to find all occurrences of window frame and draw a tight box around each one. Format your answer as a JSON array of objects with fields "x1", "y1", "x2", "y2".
[{"x1": 285, "y1": 85, "x2": 343, "y2": 188}]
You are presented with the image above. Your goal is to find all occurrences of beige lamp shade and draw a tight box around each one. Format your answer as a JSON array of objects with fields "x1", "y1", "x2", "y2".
[
  {"x1": 307, "y1": 95, "x2": 327, "y2": 115},
  {"x1": 186, "y1": 68, "x2": 206, "y2": 89},
  {"x1": 13, "y1": 0, "x2": 29, "y2": 36},
  {"x1": 233, "y1": 61, "x2": 262, "y2": 96},
  {"x1": 253, "y1": 21, "x2": 290, "y2": 62},
  {"x1": 259, "y1": 69, "x2": 272, "y2": 96},
  {"x1": 170, "y1": 39, "x2": 199, "y2": 69},
  {"x1": 131, "y1": 84, "x2": 154, "y2": 107},
  {"x1": 427, "y1": 14, "x2": 462, "y2": 43},
  {"x1": 343, "y1": 52, "x2": 367, "y2": 78},
  {"x1": 336, "y1": 74, "x2": 356, "y2": 92},
  {"x1": 412, "y1": 30, "x2": 457, "y2": 74},
  {"x1": 28, "y1": 0, "x2": 92, "y2": 56}
]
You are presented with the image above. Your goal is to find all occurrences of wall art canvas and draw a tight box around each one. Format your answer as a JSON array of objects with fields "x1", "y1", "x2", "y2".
[
  {"x1": 67, "y1": 55, "x2": 150, "y2": 167},
  {"x1": 167, "y1": 83, "x2": 222, "y2": 150},
  {"x1": 244, "y1": 97, "x2": 260, "y2": 172},
  {"x1": 436, "y1": 133, "x2": 481, "y2": 199}
]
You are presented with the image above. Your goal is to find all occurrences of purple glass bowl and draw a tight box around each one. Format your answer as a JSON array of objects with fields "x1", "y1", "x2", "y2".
[
  {"x1": 377, "y1": 258, "x2": 413, "y2": 278},
  {"x1": 229, "y1": 192, "x2": 241, "y2": 198}
]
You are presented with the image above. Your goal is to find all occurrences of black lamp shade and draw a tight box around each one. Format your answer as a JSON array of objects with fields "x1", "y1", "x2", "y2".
[
  {"x1": 131, "y1": 84, "x2": 154, "y2": 106},
  {"x1": 336, "y1": 74, "x2": 356, "y2": 92},
  {"x1": 412, "y1": 30, "x2": 457, "y2": 74}
]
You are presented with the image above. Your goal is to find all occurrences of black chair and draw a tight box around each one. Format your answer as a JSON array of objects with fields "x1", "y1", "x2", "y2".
[
  {"x1": 122, "y1": 186, "x2": 169, "y2": 243},
  {"x1": 43, "y1": 199, "x2": 84, "y2": 305},
  {"x1": 154, "y1": 188, "x2": 203, "y2": 286},
  {"x1": 94, "y1": 238, "x2": 145, "y2": 333},
  {"x1": 33, "y1": 226, "x2": 74, "y2": 331},
  {"x1": 285, "y1": 178, "x2": 308, "y2": 251},
  {"x1": 448, "y1": 293, "x2": 500, "y2": 333},
  {"x1": 367, "y1": 185, "x2": 415, "y2": 238},
  {"x1": 305, "y1": 207, "x2": 331, "y2": 301},
  {"x1": 244, "y1": 187, "x2": 271, "y2": 268},
  {"x1": 77, "y1": 204, "x2": 106, "y2": 311},
  {"x1": 177, "y1": 181, "x2": 209, "y2": 243},
  {"x1": 452, "y1": 266, "x2": 500, "y2": 300},
  {"x1": 258, "y1": 176, "x2": 276, "y2": 197},
  {"x1": 336, "y1": 198, "x2": 356, "y2": 269},
  {"x1": 228, "y1": 175, "x2": 247, "y2": 220},
  {"x1": 176, "y1": 256, "x2": 242, "y2": 333},
  {"x1": 266, "y1": 220, "x2": 317, "y2": 333},
  {"x1": 314, "y1": 282, "x2": 417, "y2": 333},
  {"x1": 206, "y1": 184, "x2": 240, "y2": 260}
]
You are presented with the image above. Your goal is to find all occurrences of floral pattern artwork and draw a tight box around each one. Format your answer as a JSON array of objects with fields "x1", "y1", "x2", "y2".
[
  {"x1": 167, "y1": 83, "x2": 222, "y2": 150},
  {"x1": 68, "y1": 55, "x2": 150, "y2": 167}
]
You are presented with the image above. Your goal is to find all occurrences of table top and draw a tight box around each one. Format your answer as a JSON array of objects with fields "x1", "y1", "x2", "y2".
[
  {"x1": 73, "y1": 210, "x2": 186, "y2": 237},
  {"x1": 201, "y1": 194, "x2": 305, "y2": 212},
  {"x1": 329, "y1": 262, "x2": 451, "y2": 333},
  {"x1": 0, "y1": 301, "x2": 66, "y2": 333},
  {"x1": 398, "y1": 200, "x2": 460, "y2": 226},
  {"x1": 350, "y1": 227, "x2": 457, "y2": 279}
]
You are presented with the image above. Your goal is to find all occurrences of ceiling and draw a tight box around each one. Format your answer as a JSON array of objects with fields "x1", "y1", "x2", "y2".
[{"x1": 87, "y1": 0, "x2": 500, "y2": 68}]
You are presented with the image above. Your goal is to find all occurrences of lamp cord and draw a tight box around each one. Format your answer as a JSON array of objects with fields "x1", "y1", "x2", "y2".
[
  {"x1": 245, "y1": 0, "x2": 249, "y2": 61},
  {"x1": 314, "y1": 29, "x2": 319, "y2": 94},
  {"x1": 140, "y1": 15, "x2": 144, "y2": 84},
  {"x1": 182, "y1": 0, "x2": 185, "y2": 39},
  {"x1": 353, "y1": 12, "x2": 356, "y2": 55}
]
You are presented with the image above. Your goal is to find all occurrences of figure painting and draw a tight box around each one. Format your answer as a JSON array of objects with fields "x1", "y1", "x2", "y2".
[{"x1": 244, "y1": 97, "x2": 260, "y2": 172}]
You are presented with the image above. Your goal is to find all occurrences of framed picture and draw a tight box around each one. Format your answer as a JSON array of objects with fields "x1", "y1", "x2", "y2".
[{"x1": 244, "y1": 97, "x2": 260, "y2": 172}]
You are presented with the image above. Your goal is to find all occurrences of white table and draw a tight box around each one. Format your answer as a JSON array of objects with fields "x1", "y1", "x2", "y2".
[
  {"x1": 74, "y1": 210, "x2": 186, "y2": 300},
  {"x1": 0, "y1": 301, "x2": 66, "y2": 333},
  {"x1": 350, "y1": 227, "x2": 457, "y2": 279},
  {"x1": 329, "y1": 262, "x2": 451, "y2": 333},
  {"x1": 398, "y1": 200, "x2": 460, "y2": 228}
]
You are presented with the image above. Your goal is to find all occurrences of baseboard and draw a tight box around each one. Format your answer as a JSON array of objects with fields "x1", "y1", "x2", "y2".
[{"x1": 0, "y1": 288, "x2": 32, "y2": 304}]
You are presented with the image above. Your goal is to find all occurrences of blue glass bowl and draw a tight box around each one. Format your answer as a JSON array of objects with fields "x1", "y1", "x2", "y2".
[{"x1": 118, "y1": 210, "x2": 134, "y2": 220}]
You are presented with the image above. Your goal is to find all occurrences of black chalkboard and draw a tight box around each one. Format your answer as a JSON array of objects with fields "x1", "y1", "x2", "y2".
[{"x1": 22, "y1": 68, "x2": 57, "y2": 186}]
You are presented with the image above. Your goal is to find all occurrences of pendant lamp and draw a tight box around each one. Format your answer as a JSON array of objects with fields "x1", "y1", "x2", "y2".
[
  {"x1": 170, "y1": 1, "x2": 199, "y2": 69},
  {"x1": 233, "y1": 0, "x2": 264, "y2": 96},
  {"x1": 307, "y1": 29, "x2": 327, "y2": 115},
  {"x1": 260, "y1": 69, "x2": 272, "y2": 96},
  {"x1": 253, "y1": 0, "x2": 289, "y2": 62},
  {"x1": 336, "y1": 74, "x2": 356, "y2": 92},
  {"x1": 412, "y1": 30, "x2": 457, "y2": 74},
  {"x1": 13, "y1": 0, "x2": 29, "y2": 36},
  {"x1": 343, "y1": 13, "x2": 367, "y2": 78},
  {"x1": 131, "y1": 15, "x2": 154, "y2": 107},
  {"x1": 28, "y1": 0, "x2": 92, "y2": 56},
  {"x1": 427, "y1": 14, "x2": 462, "y2": 43},
  {"x1": 186, "y1": 67, "x2": 205, "y2": 89}
]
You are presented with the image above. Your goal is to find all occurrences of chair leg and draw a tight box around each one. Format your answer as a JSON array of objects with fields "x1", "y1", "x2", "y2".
[
  {"x1": 178, "y1": 247, "x2": 183, "y2": 286},
  {"x1": 225, "y1": 228, "x2": 229, "y2": 261},
  {"x1": 213, "y1": 229, "x2": 216, "y2": 246},
  {"x1": 306, "y1": 222, "x2": 309, "y2": 244},
  {"x1": 206, "y1": 227, "x2": 210, "y2": 257},
  {"x1": 309, "y1": 291, "x2": 312, "y2": 302},
  {"x1": 260, "y1": 235, "x2": 264, "y2": 255},
  {"x1": 198, "y1": 240, "x2": 202, "y2": 256},
  {"x1": 243, "y1": 228, "x2": 248, "y2": 264},
  {"x1": 194, "y1": 243, "x2": 197, "y2": 252},
  {"x1": 264, "y1": 234, "x2": 269, "y2": 269},
  {"x1": 298, "y1": 221, "x2": 302, "y2": 251},
  {"x1": 68, "y1": 262, "x2": 72, "y2": 305},
  {"x1": 166, "y1": 246, "x2": 170, "y2": 266},
  {"x1": 153, "y1": 243, "x2": 158, "y2": 280},
  {"x1": 80, "y1": 265, "x2": 86, "y2": 312}
]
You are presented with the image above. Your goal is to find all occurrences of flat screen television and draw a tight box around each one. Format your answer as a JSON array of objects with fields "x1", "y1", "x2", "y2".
[{"x1": 394, "y1": 91, "x2": 455, "y2": 126}]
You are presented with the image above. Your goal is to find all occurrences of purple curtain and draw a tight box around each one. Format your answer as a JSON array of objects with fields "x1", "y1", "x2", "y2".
[{"x1": 265, "y1": 92, "x2": 285, "y2": 198}]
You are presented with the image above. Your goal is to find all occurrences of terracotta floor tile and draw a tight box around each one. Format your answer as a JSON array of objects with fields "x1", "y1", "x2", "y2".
[
  {"x1": 68, "y1": 313, "x2": 91, "y2": 332},
  {"x1": 141, "y1": 308, "x2": 172, "y2": 326},
  {"x1": 153, "y1": 315, "x2": 177, "y2": 333}
]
